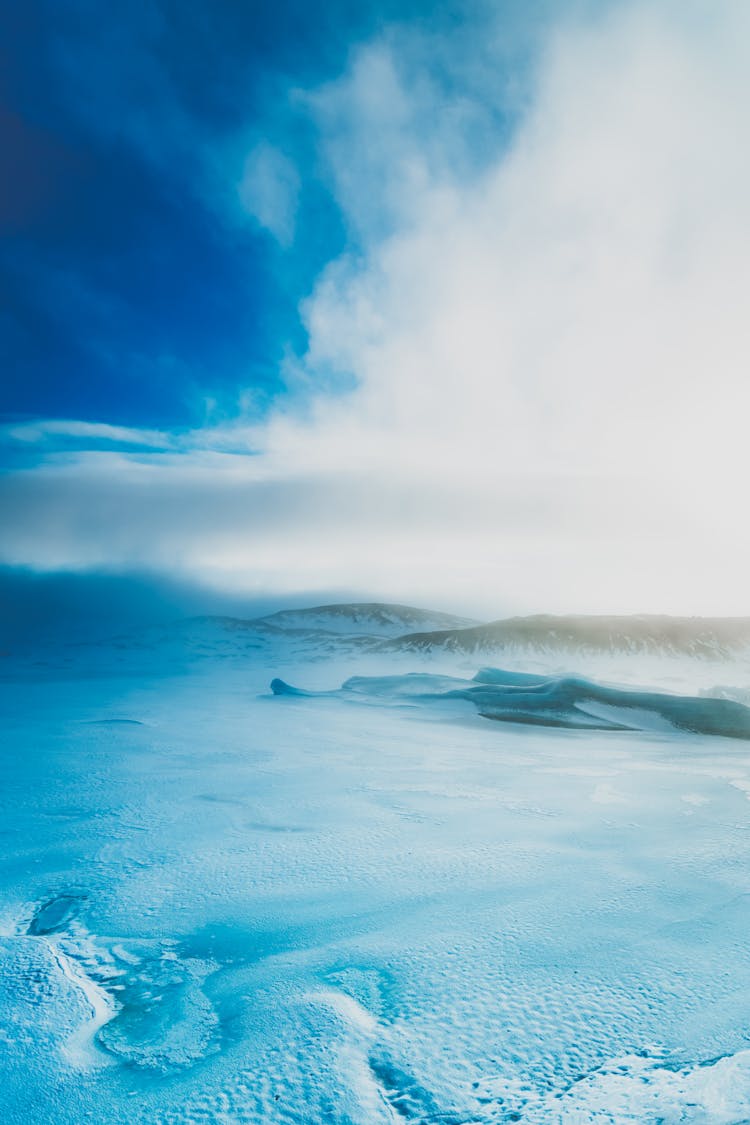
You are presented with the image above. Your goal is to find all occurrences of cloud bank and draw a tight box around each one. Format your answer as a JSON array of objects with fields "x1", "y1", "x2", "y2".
[{"x1": 2, "y1": 0, "x2": 749, "y2": 616}]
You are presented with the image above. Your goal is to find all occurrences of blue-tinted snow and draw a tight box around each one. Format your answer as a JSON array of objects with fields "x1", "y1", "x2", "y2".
[{"x1": 3, "y1": 622, "x2": 750, "y2": 1122}]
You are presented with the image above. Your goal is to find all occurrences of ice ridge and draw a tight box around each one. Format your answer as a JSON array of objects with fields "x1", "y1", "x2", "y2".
[{"x1": 270, "y1": 667, "x2": 750, "y2": 739}]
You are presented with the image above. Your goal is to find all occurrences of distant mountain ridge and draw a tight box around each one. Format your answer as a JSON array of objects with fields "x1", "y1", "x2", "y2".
[
  {"x1": 185, "y1": 606, "x2": 750, "y2": 661},
  {"x1": 379, "y1": 614, "x2": 750, "y2": 658},
  {"x1": 249, "y1": 602, "x2": 479, "y2": 637},
  {"x1": 6, "y1": 602, "x2": 750, "y2": 674},
  {"x1": 189, "y1": 605, "x2": 750, "y2": 659}
]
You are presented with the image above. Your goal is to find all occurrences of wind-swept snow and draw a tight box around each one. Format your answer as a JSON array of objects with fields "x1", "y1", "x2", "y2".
[{"x1": 3, "y1": 605, "x2": 750, "y2": 1123}]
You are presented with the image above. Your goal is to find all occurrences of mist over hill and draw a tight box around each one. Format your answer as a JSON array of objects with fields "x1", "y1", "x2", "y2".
[
  {"x1": 6, "y1": 593, "x2": 750, "y2": 676},
  {"x1": 378, "y1": 614, "x2": 750, "y2": 659},
  {"x1": 250, "y1": 602, "x2": 479, "y2": 637}
]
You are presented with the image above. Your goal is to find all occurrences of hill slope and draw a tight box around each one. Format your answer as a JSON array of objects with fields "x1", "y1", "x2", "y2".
[
  {"x1": 251, "y1": 602, "x2": 479, "y2": 638},
  {"x1": 381, "y1": 614, "x2": 750, "y2": 658}
]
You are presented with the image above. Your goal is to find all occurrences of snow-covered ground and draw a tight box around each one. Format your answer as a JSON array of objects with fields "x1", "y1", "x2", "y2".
[{"x1": 3, "y1": 610, "x2": 750, "y2": 1123}]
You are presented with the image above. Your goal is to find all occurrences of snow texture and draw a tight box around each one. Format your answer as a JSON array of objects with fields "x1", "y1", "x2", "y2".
[{"x1": 3, "y1": 604, "x2": 750, "y2": 1123}]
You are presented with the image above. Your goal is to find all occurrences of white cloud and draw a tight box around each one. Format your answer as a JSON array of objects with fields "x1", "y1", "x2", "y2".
[
  {"x1": 3, "y1": 0, "x2": 750, "y2": 615},
  {"x1": 238, "y1": 142, "x2": 300, "y2": 246},
  {"x1": 3, "y1": 420, "x2": 172, "y2": 448}
]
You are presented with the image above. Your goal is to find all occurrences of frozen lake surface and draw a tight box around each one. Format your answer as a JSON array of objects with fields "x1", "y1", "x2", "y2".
[{"x1": 3, "y1": 618, "x2": 750, "y2": 1123}]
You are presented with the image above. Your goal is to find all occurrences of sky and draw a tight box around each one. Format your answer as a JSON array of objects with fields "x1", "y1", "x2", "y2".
[{"x1": 1, "y1": 0, "x2": 749, "y2": 622}]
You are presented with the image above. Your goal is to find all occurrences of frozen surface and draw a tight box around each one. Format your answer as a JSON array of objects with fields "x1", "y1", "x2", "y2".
[{"x1": 3, "y1": 621, "x2": 750, "y2": 1123}]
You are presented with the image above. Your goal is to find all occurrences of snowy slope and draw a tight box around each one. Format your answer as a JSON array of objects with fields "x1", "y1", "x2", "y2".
[
  {"x1": 382, "y1": 613, "x2": 750, "y2": 659},
  {"x1": 251, "y1": 601, "x2": 479, "y2": 637}
]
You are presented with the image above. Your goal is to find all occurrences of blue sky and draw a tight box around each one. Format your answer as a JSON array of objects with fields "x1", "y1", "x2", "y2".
[
  {"x1": 2, "y1": 0, "x2": 749, "y2": 619},
  {"x1": 3, "y1": 0, "x2": 354, "y2": 429},
  {"x1": 2, "y1": 0, "x2": 528, "y2": 433}
]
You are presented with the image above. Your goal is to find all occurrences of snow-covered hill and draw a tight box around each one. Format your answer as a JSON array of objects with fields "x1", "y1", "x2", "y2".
[
  {"x1": 250, "y1": 602, "x2": 478, "y2": 637},
  {"x1": 381, "y1": 614, "x2": 750, "y2": 660},
  {"x1": 5, "y1": 605, "x2": 750, "y2": 684}
]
